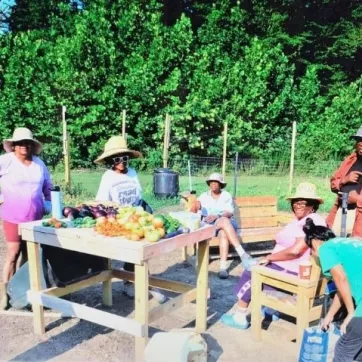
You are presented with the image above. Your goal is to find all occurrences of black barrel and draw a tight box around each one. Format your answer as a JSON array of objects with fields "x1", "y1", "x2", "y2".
[{"x1": 153, "y1": 168, "x2": 179, "y2": 198}]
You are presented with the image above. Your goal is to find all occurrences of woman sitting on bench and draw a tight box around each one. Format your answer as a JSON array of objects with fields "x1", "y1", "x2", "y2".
[
  {"x1": 192, "y1": 173, "x2": 253, "y2": 279},
  {"x1": 221, "y1": 182, "x2": 326, "y2": 329}
]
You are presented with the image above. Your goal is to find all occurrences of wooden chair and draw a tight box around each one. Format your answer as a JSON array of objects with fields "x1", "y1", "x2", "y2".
[{"x1": 250, "y1": 257, "x2": 327, "y2": 348}]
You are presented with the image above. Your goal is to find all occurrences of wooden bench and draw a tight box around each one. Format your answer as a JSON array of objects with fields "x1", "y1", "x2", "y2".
[
  {"x1": 182, "y1": 195, "x2": 292, "y2": 260},
  {"x1": 210, "y1": 195, "x2": 292, "y2": 256}
]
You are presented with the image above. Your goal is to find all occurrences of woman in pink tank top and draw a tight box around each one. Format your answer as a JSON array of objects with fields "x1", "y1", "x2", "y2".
[{"x1": 221, "y1": 182, "x2": 326, "y2": 330}]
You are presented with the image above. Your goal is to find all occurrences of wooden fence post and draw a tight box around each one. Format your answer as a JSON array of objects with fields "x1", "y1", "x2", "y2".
[
  {"x1": 163, "y1": 114, "x2": 171, "y2": 168},
  {"x1": 222, "y1": 122, "x2": 228, "y2": 178},
  {"x1": 122, "y1": 109, "x2": 126, "y2": 139},
  {"x1": 62, "y1": 106, "x2": 71, "y2": 190},
  {"x1": 289, "y1": 121, "x2": 297, "y2": 193}
]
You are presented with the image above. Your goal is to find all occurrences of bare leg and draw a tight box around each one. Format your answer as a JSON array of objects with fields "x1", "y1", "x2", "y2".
[
  {"x1": 237, "y1": 299, "x2": 249, "y2": 309},
  {"x1": 218, "y1": 230, "x2": 229, "y2": 263},
  {"x1": 2, "y1": 242, "x2": 22, "y2": 283},
  {"x1": 215, "y1": 217, "x2": 242, "y2": 249}
]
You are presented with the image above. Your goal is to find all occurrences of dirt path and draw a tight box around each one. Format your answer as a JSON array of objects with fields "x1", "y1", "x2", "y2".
[{"x1": 0, "y1": 225, "x2": 299, "y2": 362}]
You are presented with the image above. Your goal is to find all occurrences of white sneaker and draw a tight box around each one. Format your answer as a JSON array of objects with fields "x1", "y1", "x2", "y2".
[
  {"x1": 123, "y1": 283, "x2": 167, "y2": 304},
  {"x1": 123, "y1": 281, "x2": 135, "y2": 298},
  {"x1": 149, "y1": 288, "x2": 167, "y2": 304}
]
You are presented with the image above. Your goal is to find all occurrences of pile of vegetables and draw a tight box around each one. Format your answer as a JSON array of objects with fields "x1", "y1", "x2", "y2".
[
  {"x1": 72, "y1": 217, "x2": 97, "y2": 228},
  {"x1": 63, "y1": 204, "x2": 118, "y2": 220},
  {"x1": 58, "y1": 202, "x2": 191, "y2": 242},
  {"x1": 42, "y1": 218, "x2": 67, "y2": 228}
]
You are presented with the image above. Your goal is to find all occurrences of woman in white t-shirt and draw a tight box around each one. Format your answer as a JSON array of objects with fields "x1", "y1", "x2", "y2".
[
  {"x1": 94, "y1": 135, "x2": 165, "y2": 303},
  {"x1": 94, "y1": 136, "x2": 143, "y2": 206}
]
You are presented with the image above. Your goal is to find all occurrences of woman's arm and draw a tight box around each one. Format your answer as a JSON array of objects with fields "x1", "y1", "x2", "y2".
[
  {"x1": 320, "y1": 292, "x2": 342, "y2": 330},
  {"x1": 42, "y1": 164, "x2": 53, "y2": 201},
  {"x1": 266, "y1": 237, "x2": 308, "y2": 262},
  {"x1": 330, "y1": 265, "x2": 355, "y2": 315},
  {"x1": 95, "y1": 174, "x2": 111, "y2": 201}
]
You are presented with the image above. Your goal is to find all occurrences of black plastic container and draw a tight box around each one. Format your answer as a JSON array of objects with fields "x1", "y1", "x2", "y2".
[{"x1": 153, "y1": 168, "x2": 179, "y2": 198}]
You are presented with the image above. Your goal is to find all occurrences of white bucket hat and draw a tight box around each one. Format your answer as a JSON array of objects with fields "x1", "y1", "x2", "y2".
[
  {"x1": 350, "y1": 125, "x2": 362, "y2": 140},
  {"x1": 286, "y1": 182, "x2": 324, "y2": 204},
  {"x1": 3, "y1": 127, "x2": 42, "y2": 155},
  {"x1": 94, "y1": 136, "x2": 142, "y2": 164},
  {"x1": 206, "y1": 173, "x2": 227, "y2": 188}
]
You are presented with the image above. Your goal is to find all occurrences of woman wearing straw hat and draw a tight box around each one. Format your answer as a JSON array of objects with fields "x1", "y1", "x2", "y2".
[
  {"x1": 221, "y1": 182, "x2": 327, "y2": 330},
  {"x1": 196, "y1": 173, "x2": 254, "y2": 279},
  {"x1": 94, "y1": 135, "x2": 166, "y2": 303},
  {"x1": 0, "y1": 127, "x2": 53, "y2": 310},
  {"x1": 95, "y1": 136, "x2": 143, "y2": 206}
]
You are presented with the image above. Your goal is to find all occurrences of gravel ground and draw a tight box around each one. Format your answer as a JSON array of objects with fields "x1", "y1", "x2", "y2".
[{"x1": 0, "y1": 220, "x2": 300, "y2": 362}]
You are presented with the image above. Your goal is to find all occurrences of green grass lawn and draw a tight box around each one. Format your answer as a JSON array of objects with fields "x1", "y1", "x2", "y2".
[{"x1": 54, "y1": 170, "x2": 335, "y2": 214}]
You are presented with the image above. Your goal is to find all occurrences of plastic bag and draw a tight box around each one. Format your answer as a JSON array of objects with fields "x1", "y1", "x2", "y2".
[{"x1": 298, "y1": 325, "x2": 341, "y2": 362}]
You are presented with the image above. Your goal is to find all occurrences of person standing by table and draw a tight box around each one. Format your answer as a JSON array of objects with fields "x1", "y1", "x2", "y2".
[
  {"x1": 94, "y1": 135, "x2": 166, "y2": 303},
  {"x1": 326, "y1": 125, "x2": 362, "y2": 237},
  {"x1": 0, "y1": 127, "x2": 52, "y2": 310},
  {"x1": 192, "y1": 172, "x2": 254, "y2": 279}
]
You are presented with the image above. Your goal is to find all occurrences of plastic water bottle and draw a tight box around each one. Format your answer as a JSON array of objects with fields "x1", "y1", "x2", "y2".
[{"x1": 51, "y1": 186, "x2": 63, "y2": 219}]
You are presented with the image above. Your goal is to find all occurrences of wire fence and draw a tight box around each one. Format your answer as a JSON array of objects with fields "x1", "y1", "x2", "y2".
[{"x1": 136, "y1": 156, "x2": 341, "y2": 178}]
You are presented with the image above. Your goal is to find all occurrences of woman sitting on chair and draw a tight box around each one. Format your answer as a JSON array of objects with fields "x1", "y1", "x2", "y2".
[{"x1": 221, "y1": 182, "x2": 326, "y2": 329}]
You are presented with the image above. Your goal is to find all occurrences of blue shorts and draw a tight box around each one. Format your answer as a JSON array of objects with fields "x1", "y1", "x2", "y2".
[{"x1": 205, "y1": 218, "x2": 238, "y2": 236}]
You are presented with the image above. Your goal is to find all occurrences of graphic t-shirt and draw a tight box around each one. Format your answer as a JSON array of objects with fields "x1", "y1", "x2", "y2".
[
  {"x1": 95, "y1": 168, "x2": 142, "y2": 206},
  {"x1": 319, "y1": 237, "x2": 362, "y2": 317},
  {"x1": 0, "y1": 152, "x2": 52, "y2": 223},
  {"x1": 272, "y1": 213, "x2": 326, "y2": 273}
]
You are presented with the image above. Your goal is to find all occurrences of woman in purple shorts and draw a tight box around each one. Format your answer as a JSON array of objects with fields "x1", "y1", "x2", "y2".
[{"x1": 221, "y1": 182, "x2": 326, "y2": 329}]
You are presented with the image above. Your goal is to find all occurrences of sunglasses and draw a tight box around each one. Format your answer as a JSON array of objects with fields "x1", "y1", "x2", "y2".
[
  {"x1": 13, "y1": 140, "x2": 33, "y2": 147},
  {"x1": 112, "y1": 155, "x2": 129, "y2": 164}
]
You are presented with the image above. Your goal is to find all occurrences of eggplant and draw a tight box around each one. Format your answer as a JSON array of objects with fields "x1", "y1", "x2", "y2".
[
  {"x1": 63, "y1": 206, "x2": 80, "y2": 219},
  {"x1": 78, "y1": 207, "x2": 94, "y2": 219},
  {"x1": 94, "y1": 209, "x2": 107, "y2": 218}
]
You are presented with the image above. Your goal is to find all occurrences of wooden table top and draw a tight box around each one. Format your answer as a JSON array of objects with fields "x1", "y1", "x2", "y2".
[{"x1": 20, "y1": 220, "x2": 216, "y2": 264}]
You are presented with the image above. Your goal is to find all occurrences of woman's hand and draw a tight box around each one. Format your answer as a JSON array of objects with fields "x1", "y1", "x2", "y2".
[
  {"x1": 320, "y1": 314, "x2": 334, "y2": 331},
  {"x1": 204, "y1": 215, "x2": 218, "y2": 223},
  {"x1": 348, "y1": 190, "x2": 359, "y2": 204},
  {"x1": 340, "y1": 312, "x2": 354, "y2": 335}
]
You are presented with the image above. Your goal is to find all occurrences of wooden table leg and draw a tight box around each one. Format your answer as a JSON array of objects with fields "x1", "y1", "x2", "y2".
[
  {"x1": 196, "y1": 239, "x2": 209, "y2": 333},
  {"x1": 102, "y1": 258, "x2": 112, "y2": 306},
  {"x1": 26, "y1": 241, "x2": 45, "y2": 335},
  {"x1": 135, "y1": 262, "x2": 149, "y2": 362}
]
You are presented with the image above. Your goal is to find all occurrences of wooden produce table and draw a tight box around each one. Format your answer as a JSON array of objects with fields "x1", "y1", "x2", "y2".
[{"x1": 19, "y1": 220, "x2": 215, "y2": 362}]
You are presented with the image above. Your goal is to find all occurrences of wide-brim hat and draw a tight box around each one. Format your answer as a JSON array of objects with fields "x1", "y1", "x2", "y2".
[
  {"x1": 206, "y1": 172, "x2": 227, "y2": 188},
  {"x1": 3, "y1": 127, "x2": 42, "y2": 155},
  {"x1": 94, "y1": 136, "x2": 142, "y2": 164},
  {"x1": 286, "y1": 182, "x2": 324, "y2": 204},
  {"x1": 350, "y1": 125, "x2": 362, "y2": 140}
]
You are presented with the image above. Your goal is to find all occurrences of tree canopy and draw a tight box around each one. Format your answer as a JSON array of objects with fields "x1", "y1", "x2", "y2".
[{"x1": 0, "y1": 0, "x2": 361, "y2": 168}]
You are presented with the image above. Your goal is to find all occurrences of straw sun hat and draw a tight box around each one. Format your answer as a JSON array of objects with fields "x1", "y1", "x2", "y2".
[
  {"x1": 3, "y1": 127, "x2": 42, "y2": 155},
  {"x1": 286, "y1": 182, "x2": 324, "y2": 204},
  {"x1": 94, "y1": 136, "x2": 142, "y2": 164},
  {"x1": 206, "y1": 173, "x2": 227, "y2": 188}
]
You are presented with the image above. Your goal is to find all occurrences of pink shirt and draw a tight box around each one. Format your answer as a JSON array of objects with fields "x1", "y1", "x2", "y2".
[
  {"x1": 273, "y1": 213, "x2": 326, "y2": 273},
  {"x1": 0, "y1": 152, "x2": 52, "y2": 224}
]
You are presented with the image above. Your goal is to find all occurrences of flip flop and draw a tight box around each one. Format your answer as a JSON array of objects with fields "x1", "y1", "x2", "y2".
[{"x1": 220, "y1": 313, "x2": 250, "y2": 330}]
